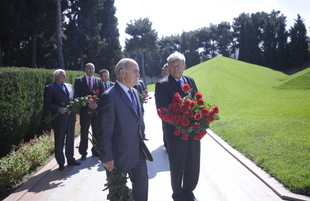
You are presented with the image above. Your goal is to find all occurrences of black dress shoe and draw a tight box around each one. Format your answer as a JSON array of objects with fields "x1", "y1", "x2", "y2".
[
  {"x1": 68, "y1": 160, "x2": 81, "y2": 166},
  {"x1": 81, "y1": 155, "x2": 86, "y2": 161},
  {"x1": 59, "y1": 165, "x2": 65, "y2": 171}
]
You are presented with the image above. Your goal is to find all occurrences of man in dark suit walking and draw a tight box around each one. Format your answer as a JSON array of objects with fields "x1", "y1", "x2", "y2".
[
  {"x1": 44, "y1": 69, "x2": 81, "y2": 170},
  {"x1": 74, "y1": 63, "x2": 103, "y2": 160},
  {"x1": 96, "y1": 58, "x2": 151, "y2": 201},
  {"x1": 155, "y1": 52, "x2": 200, "y2": 201},
  {"x1": 99, "y1": 69, "x2": 114, "y2": 93}
]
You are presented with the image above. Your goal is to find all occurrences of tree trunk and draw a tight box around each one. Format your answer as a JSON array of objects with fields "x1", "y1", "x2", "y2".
[
  {"x1": 56, "y1": 0, "x2": 65, "y2": 69},
  {"x1": 140, "y1": 50, "x2": 147, "y2": 86},
  {"x1": 0, "y1": 41, "x2": 2, "y2": 67},
  {"x1": 80, "y1": 48, "x2": 84, "y2": 70},
  {"x1": 31, "y1": 28, "x2": 37, "y2": 68}
]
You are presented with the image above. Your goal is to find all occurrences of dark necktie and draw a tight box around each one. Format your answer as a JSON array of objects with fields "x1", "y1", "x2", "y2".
[
  {"x1": 178, "y1": 79, "x2": 182, "y2": 87},
  {"x1": 88, "y1": 77, "x2": 92, "y2": 91},
  {"x1": 104, "y1": 83, "x2": 108, "y2": 90},
  {"x1": 61, "y1": 83, "x2": 68, "y2": 94},
  {"x1": 128, "y1": 89, "x2": 138, "y2": 114}
]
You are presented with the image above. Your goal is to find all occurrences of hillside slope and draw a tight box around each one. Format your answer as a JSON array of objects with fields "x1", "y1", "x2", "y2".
[{"x1": 184, "y1": 56, "x2": 310, "y2": 195}]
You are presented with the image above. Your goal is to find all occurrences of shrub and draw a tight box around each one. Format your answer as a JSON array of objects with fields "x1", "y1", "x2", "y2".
[
  {"x1": 0, "y1": 68, "x2": 84, "y2": 157},
  {"x1": 0, "y1": 132, "x2": 54, "y2": 191}
]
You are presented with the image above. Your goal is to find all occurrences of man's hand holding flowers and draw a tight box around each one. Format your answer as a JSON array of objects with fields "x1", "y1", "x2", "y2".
[{"x1": 157, "y1": 84, "x2": 220, "y2": 140}]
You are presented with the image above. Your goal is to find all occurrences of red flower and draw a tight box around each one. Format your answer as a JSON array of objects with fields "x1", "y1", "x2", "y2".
[
  {"x1": 192, "y1": 122, "x2": 199, "y2": 128},
  {"x1": 92, "y1": 89, "x2": 100, "y2": 94},
  {"x1": 197, "y1": 99, "x2": 204, "y2": 106},
  {"x1": 181, "y1": 105, "x2": 189, "y2": 114},
  {"x1": 212, "y1": 106, "x2": 220, "y2": 114},
  {"x1": 184, "y1": 99, "x2": 191, "y2": 107},
  {"x1": 194, "y1": 113, "x2": 202, "y2": 121},
  {"x1": 168, "y1": 103, "x2": 175, "y2": 111},
  {"x1": 209, "y1": 110, "x2": 216, "y2": 116},
  {"x1": 188, "y1": 111, "x2": 194, "y2": 118},
  {"x1": 181, "y1": 84, "x2": 191, "y2": 92},
  {"x1": 189, "y1": 101, "x2": 196, "y2": 108},
  {"x1": 181, "y1": 133, "x2": 188, "y2": 140},
  {"x1": 207, "y1": 115, "x2": 215, "y2": 122},
  {"x1": 195, "y1": 92, "x2": 203, "y2": 100},
  {"x1": 156, "y1": 89, "x2": 219, "y2": 141},
  {"x1": 157, "y1": 108, "x2": 165, "y2": 118},
  {"x1": 201, "y1": 108, "x2": 209, "y2": 115},
  {"x1": 172, "y1": 118, "x2": 179, "y2": 125},
  {"x1": 181, "y1": 118, "x2": 190, "y2": 127},
  {"x1": 174, "y1": 129, "x2": 181, "y2": 136},
  {"x1": 194, "y1": 134, "x2": 202, "y2": 140},
  {"x1": 173, "y1": 92, "x2": 182, "y2": 103},
  {"x1": 199, "y1": 130, "x2": 207, "y2": 137},
  {"x1": 89, "y1": 98, "x2": 95, "y2": 102},
  {"x1": 178, "y1": 114, "x2": 185, "y2": 122},
  {"x1": 163, "y1": 114, "x2": 171, "y2": 122},
  {"x1": 174, "y1": 106, "x2": 182, "y2": 114},
  {"x1": 194, "y1": 130, "x2": 207, "y2": 140}
]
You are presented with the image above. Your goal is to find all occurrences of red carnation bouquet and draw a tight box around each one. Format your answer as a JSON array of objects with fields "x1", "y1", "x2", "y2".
[{"x1": 157, "y1": 84, "x2": 220, "y2": 140}]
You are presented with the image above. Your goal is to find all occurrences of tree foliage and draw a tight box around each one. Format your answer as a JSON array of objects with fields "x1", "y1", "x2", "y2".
[{"x1": 125, "y1": 18, "x2": 158, "y2": 85}]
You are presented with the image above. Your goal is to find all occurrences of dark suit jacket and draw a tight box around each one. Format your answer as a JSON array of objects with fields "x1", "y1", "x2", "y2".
[
  {"x1": 74, "y1": 75, "x2": 103, "y2": 97},
  {"x1": 96, "y1": 82, "x2": 145, "y2": 173},
  {"x1": 101, "y1": 81, "x2": 115, "y2": 93},
  {"x1": 44, "y1": 82, "x2": 76, "y2": 125},
  {"x1": 155, "y1": 75, "x2": 198, "y2": 135},
  {"x1": 74, "y1": 75, "x2": 103, "y2": 114}
]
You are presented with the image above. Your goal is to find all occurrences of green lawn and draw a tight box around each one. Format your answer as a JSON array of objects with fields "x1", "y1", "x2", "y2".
[{"x1": 149, "y1": 57, "x2": 310, "y2": 195}]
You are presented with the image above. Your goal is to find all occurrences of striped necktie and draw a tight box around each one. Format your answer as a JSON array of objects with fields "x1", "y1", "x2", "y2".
[{"x1": 128, "y1": 89, "x2": 138, "y2": 114}]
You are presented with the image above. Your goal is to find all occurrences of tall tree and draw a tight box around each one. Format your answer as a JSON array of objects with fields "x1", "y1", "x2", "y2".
[
  {"x1": 0, "y1": 0, "x2": 28, "y2": 67},
  {"x1": 289, "y1": 14, "x2": 309, "y2": 70},
  {"x1": 125, "y1": 18, "x2": 158, "y2": 86},
  {"x1": 56, "y1": 0, "x2": 65, "y2": 69},
  {"x1": 93, "y1": 0, "x2": 122, "y2": 75},
  {"x1": 180, "y1": 31, "x2": 200, "y2": 68},
  {"x1": 65, "y1": 0, "x2": 106, "y2": 70},
  {"x1": 217, "y1": 21, "x2": 233, "y2": 57}
]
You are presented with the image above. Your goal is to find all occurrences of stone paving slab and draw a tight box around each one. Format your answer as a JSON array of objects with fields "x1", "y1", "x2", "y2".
[{"x1": 4, "y1": 92, "x2": 310, "y2": 201}]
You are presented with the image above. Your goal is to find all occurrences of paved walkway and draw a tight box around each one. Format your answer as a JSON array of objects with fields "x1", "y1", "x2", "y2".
[{"x1": 4, "y1": 92, "x2": 310, "y2": 201}]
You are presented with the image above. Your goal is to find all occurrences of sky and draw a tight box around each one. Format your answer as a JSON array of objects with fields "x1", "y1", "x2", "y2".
[{"x1": 114, "y1": 0, "x2": 310, "y2": 48}]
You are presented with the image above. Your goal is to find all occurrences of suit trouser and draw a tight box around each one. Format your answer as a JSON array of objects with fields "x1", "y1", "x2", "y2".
[
  {"x1": 79, "y1": 109, "x2": 98, "y2": 156},
  {"x1": 106, "y1": 152, "x2": 148, "y2": 201},
  {"x1": 53, "y1": 120, "x2": 75, "y2": 166},
  {"x1": 167, "y1": 135, "x2": 201, "y2": 201}
]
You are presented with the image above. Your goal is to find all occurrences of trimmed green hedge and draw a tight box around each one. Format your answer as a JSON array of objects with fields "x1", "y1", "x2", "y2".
[{"x1": 0, "y1": 67, "x2": 84, "y2": 157}]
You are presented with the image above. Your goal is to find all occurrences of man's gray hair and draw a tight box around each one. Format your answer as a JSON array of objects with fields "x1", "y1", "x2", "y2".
[
  {"x1": 53, "y1": 69, "x2": 65, "y2": 80},
  {"x1": 115, "y1": 58, "x2": 137, "y2": 76},
  {"x1": 167, "y1": 52, "x2": 186, "y2": 65}
]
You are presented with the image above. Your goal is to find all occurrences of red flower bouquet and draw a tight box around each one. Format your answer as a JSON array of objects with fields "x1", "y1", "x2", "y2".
[{"x1": 157, "y1": 84, "x2": 220, "y2": 140}]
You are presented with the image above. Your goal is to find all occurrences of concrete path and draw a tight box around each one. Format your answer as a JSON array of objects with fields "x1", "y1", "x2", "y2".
[{"x1": 4, "y1": 92, "x2": 310, "y2": 201}]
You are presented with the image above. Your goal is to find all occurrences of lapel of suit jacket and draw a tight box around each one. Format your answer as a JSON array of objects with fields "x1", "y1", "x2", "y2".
[
  {"x1": 115, "y1": 83, "x2": 139, "y2": 117},
  {"x1": 168, "y1": 75, "x2": 187, "y2": 97},
  {"x1": 54, "y1": 82, "x2": 68, "y2": 96},
  {"x1": 64, "y1": 83, "x2": 73, "y2": 100}
]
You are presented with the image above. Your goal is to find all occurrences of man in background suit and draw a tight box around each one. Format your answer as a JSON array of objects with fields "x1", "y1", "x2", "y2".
[
  {"x1": 44, "y1": 69, "x2": 81, "y2": 170},
  {"x1": 96, "y1": 58, "x2": 151, "y2": 201},
  {"x1": 134, "y1": 79, "x2": 148, "y2": 140},
  {"x1": 99, "y1": 69, "x2": 114, "y2": 93},
  {"x1": 155, "y1": 52, "x2": 200, "y2": 201},
  {"x1": 74, "y1": 63, "x2": 103, "y2": 160}
]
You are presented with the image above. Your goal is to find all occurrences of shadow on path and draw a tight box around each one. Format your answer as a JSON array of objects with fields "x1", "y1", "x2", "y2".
[{"x1": 147, "y1": 145, "x2": 170, "y2": 179}]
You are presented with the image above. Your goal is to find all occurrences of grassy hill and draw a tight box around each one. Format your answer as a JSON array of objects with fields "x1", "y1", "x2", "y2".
[{"x1": 150, "y1": 56, "x2": 310, "y2": 195}]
